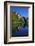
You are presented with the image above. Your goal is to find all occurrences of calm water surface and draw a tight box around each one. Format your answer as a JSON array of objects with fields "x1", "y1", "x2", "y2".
[{"x1": 12, "y1": 27, "x2": 28, "y2": 37}]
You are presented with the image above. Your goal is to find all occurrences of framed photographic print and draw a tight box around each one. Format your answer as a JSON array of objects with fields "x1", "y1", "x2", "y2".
[{"x1": 4, "y1": 1, "x2": 34, "y2": 44}]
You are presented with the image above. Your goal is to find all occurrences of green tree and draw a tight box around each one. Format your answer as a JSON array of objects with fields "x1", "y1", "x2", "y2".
[{"x1": 10, "y1": 11, "x2": 25, "y2": 32}]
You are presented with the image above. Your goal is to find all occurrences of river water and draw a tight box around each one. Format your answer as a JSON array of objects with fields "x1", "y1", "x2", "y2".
[{"x1": 12, "y1": 26, "x2": 28, "y2": 37}]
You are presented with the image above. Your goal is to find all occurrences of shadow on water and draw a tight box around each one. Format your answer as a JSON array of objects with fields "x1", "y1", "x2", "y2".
[{"x1": 12, "y1": 26, "x2": 28, "y2": 37}]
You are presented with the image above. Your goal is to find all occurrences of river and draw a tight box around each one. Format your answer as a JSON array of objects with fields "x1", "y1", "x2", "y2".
[{"x1": 12, "y1": 26, "x2": 28, "y2": 37}]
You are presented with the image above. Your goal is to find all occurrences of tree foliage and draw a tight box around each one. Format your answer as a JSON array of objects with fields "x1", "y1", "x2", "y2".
[{"x1": 10, "y1": 12, "x2": 28, "y2": 32}]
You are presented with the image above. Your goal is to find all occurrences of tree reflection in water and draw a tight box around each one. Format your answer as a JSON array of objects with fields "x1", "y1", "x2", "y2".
[{"x1": 10, "y1": 11, "x2": 28, "y2": 36}]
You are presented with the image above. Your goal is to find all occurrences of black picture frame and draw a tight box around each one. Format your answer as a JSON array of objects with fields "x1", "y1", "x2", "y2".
[{"x1": 4, "y1": 1, "x2": 34, "y2": 44}]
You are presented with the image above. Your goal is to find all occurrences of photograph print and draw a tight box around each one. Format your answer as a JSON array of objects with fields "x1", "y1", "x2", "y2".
[
  {"x1": 4, "y1": 1, "x2": 34, "y2": 44},
  {"x1": 10, "y1": 6, "x2": 29, "y2": 37}
]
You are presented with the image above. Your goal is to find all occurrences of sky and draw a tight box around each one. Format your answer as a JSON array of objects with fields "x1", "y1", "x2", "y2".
[{"x1": 10, "y1": 6, "x2": 29, "y2": 17}]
